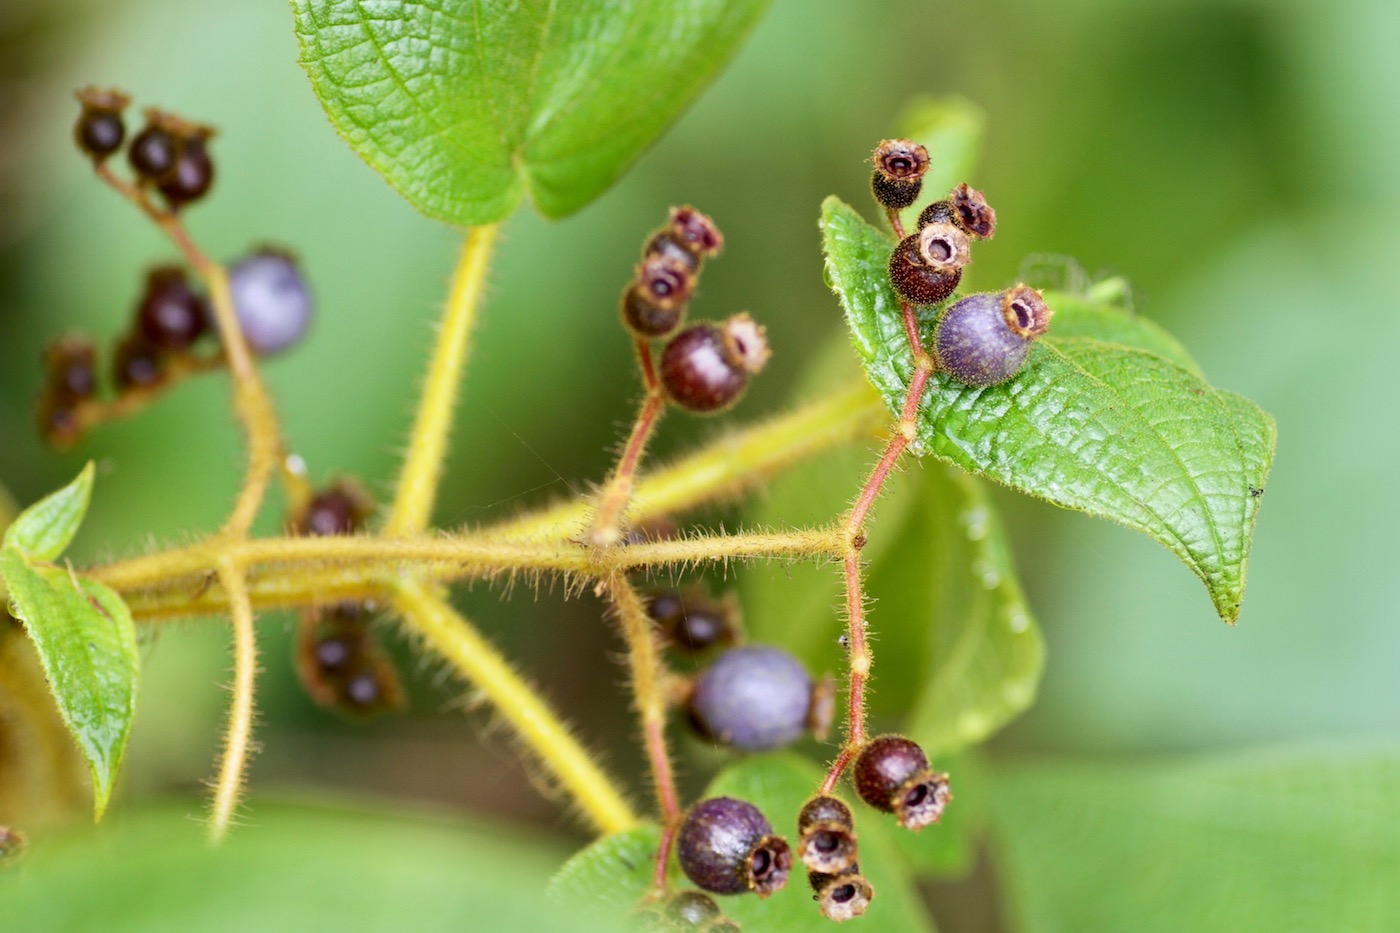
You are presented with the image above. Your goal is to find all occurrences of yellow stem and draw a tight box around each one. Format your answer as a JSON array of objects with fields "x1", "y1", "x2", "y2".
[
  {"x1": 208, "y1": 557, "x2": 259, "y2": 842},
  {"x1": 385, "y1": 226, "x2": 499, "y2": 536},
  {"x1": 390, "y1": 577, "x2": 637, "y2": 835}
]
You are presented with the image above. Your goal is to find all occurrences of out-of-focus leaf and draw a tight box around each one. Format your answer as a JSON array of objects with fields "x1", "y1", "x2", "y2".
[
  {"x1": 292, "y1": 0, "x2": 771, "y2": 226},
  {"x1": 2, "y1": 462, "x2": 94, "y2": 562},
  {"x1": 989, "y1": 745, "x2": 1400, "y2": 933},
  {"x1": 822, "y1": 196, "x2": 1276, "y2": 622},
  {"x1": 0, "y1": 550, "x2": 138, "y2": 820},
  {"x1": 892, "y1": 96, "x2": 986, "y2": 219}
]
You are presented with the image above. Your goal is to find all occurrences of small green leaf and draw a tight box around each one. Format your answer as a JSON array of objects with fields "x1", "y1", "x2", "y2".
[
  {"x1": 822, "y1": 196, "x2": 1276, "y2": 623},
  {"x1": 292, "y1": 0, "x2": 771, "y2": 226},
  {"x1": 3, "y1": 462, "x2": 95, "y2": 561},
  {"x1": 0, "y1": 548, "x2": 138, "y2": 820},
  {"x1": 549, "y1": 823, "x2": 670, "y2": 918},
  {"x1": 988, "y1": 745, "x2": 1400, "y2": 933}
]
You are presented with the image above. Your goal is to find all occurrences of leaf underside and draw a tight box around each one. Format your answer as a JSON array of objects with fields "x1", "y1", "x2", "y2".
[
  {"x1": 292, "y1": 0, "x2": 771, "y2": 226},
  {"x1": 821, "y1": 195, "x2": 1276, "y2": 623}
]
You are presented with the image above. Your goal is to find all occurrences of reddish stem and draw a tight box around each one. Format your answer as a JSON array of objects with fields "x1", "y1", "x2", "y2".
[{"x1": 588, "y1": 390, "x2": 667, "y2": 545}]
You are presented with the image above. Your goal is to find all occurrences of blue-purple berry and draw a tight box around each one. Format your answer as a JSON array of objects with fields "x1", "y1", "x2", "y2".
[
  {"x1": 688, "y1": 645, "x2": 813, "y2": 751},
  {"x1": 227, "y1": 249, "x2": 313, "y2": 354},
  {"x1": 677, "y1": 797, "x2": 792, "y2": 896},
  {"x1": 932, "y1": 285, "x2": 1052, "y2": 387}
]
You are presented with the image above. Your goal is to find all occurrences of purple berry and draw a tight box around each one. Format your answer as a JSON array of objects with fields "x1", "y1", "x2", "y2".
[
  {"x1": 853, "y1": 735, "x2": 952, "y2": 830},
  {"x1": 677, "y1": 797, "x2": 792, "y2": 897},
  {"x1": 227, "y1": 249, "x2": 313, "y2": 354},
  {"x1": 660, "y1": 314, "x2": 769, "y2": 414},
  {"x1": 932, "y1": 285, "x2": 1052, "y2": 387},
  {"x1": 688, "y1": 645, "x2": 813, "y2": 751}
]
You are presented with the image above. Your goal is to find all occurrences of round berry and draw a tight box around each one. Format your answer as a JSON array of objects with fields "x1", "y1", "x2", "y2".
[
  {"x1": 688, "y1": 645, "x2": 813, "y2": 751},
  {"x1": 43, "y1": 335, "x2": 98, "y2": 400},
  {"x1": 112, "y1": 333, "x2": 164, "y2": 390},
  {"x1": 660, "y1": 314, "x2": 769, "y2": 414},
  {"x1": 644, "y1": 230, "x2": 702, "y2": 275},
  {"x1": 157, "y1": 134, "x2": 214, "y2": 209},
  {"x1": 647, "y1": 588, "x2": 736, "y2": 653},
  {"x1": 296, "y1": 482, "x2": 372, "y2": 537},
  {"x1": 852, "y1": 734, "x2": 951, "y2": 829},
  {"x1": 314, "y1": 635, "x2": 354, "y2": 672},
  {"x1": 127, "y1": 110, "x2": 183, "y2": 183},
  {"x1": 797, "y1": 795, "x2": 858, "y2": 874},
  {"x1": 227, "y1": 248, "x2": 313, "y2": 354},
  {"x1": 887, "y1": 233, "x2": 963, "y2": 306},
  {"x1": 870, "y1": 139, "x2": 930, "y2": 211},
  {"x1": 621, "y1": 253, "x2": 695, "y2": 338},
  {"x1": 917, "y1": 199, "x2": 954, "y2": 229},
  {"x1": 932, "y1": 286, "x2": 1052, "y2": 387},
  {"x1": 73, "y1": 87, "x2": 129, "y2": 162},
  {"x1": 810, "y1": 870, "x2": 874, "y2": 922},
  {"x1": 664, "y1": 890, "x2": 721, "y2": 928},
  {"x1": 668, "y1": 206, "x2": 724, "y2": 258},
  {"x1": 137, "y1": 266, "x2": 208, "y2": 349},
  {"x1": 677, "y1": 797, "x2": 792, "y2": 896},
  {"x1": 949, "y1": 182, "x2": 997, "y2": 239}
]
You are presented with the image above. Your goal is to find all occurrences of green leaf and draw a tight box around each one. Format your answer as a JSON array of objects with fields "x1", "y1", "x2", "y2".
[
  {"x1": 550, "y1": 755, "x2": 939, "y2": 930},
  {"x1": 2, "y1": 462, "x2": 94, "y2": 562},
  {"x1": 4, "y1": 801, "x2": 621, "y2": 932},
  {"x1": 292, "y1": 0, "x2": 771, "y2": 226},
  {"x1": 821, "y1": 196, "x2": 1276, "y2": 623},
  {"x1": 988, "y1": 745, "x2": 1400, "y2": 933},
  {"x1": 0, "y1": 549, "x2": 138, "y2": 820}
]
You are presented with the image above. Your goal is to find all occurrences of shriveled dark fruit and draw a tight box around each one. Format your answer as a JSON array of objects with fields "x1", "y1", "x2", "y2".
[
  {"x1": 157, "y1": 135, "x2": 215, "y2": 209},
  {"x1": 677, "y1": 797, "x2": 792, "y2": 896},
  {"x1": 622, "y1": 252, "x2": 695, "y2": 338},
  {"x1": 137, "y1": 266, "x2": 209, "y2": 349},
  {"x1": 887, "y1": 234, "x2": 963, "y2": 306},
  {"x1": 73, "y1": 87, "x2": 129, "y2": 161},
  {"x1": 665, "y1": 890, "x2": 722, "y2": 928},
  {"x1": 688, "y1": 645, "x2": 813, "y2": 751},
  {"x1": 870, "y1": 138, "x2": 930, "y2": 211},
  {"x1": 644, "y1": 230, "x2": 702, "y2": 275},
  {"x1": 660, "y1": 314, "x2": 769, "y2": 414},
  {"x1": 932, "y1": 285, "x2": 1052, "y2": 387},
  {"x1": 295, "y1": 481, "x2": 373, "y2": 537},
  {"x1": 917, "y1": 199, "x2": 954, "y2": 229},
  {"x1": 852, "y1": 734, "x2": 952, "y2": 829},
  {"x1": 43, "y1": 335, "x2": 98, "y2": 399},
  {"x1": 227, "y1": 248, "x2": 313, "y2": 354},
  {"x1": 669, "y1": 205, "x2": 724, "y2": 257},
  {"x1": 797, "y1": 795, "x2": 858, "y2": 874},
  {"x1": 809, "y1": 870, "x2": 874, "y2": 922},
  {"x1": 949, "y1": 182, "x2": 997, "y2": 239},
  {"x1": 112, "y1": 333, "x2": 164, "y2": 390}
]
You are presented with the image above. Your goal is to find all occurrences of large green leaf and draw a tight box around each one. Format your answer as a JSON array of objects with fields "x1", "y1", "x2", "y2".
[
  {"x1": 821, "y1": 196, "x2": 1276, "y2": 622},
  {"x1": 4, "y1": 801, "x2": 618, "y2": 932},
  {"x1": 0, "y1": 549, "x2": 138, "y2": 820},
  {"x1": 551, "y1": 755, "x2": 938, "y2": 931},
  {"x1": 988, "y1": 746, "x2": 1400, "y2": 933},
  {"x1": 292, "y1": 0, "x2": 771, "y2": 226},
  {"x1": 2, "y1": 462, "x2": 93, "y2": 562}
]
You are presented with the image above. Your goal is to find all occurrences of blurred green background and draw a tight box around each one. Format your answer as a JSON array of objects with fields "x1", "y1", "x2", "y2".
[{"x1": 1, "y1": 0, "x2": 1396, "y2": 928}]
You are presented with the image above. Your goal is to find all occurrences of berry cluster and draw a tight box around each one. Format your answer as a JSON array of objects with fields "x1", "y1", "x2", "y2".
[
  {"x1": 76, "y1": 87, "x2": 216, "y2": 211},
  {"x1": 290, "y1": 482, "x2": 404, "y2": 718}
]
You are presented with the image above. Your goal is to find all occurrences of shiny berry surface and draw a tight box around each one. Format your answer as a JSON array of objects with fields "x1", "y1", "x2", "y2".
[
  {"x1": 688, "y1": 645, "x2": 812, "y2": 750},
  {"x1": 660, "y1": 324, "x2": 747, "y2": 413},
  {"x1": 128, "y1": 123, "x2": 178, "y2": 182},
  {"x1": 853, "y1": 735, "x2": 928, "y2": 813},
  {"x1": 158, "y1": 137, "x2": 215, "y2": 209},
  {"x1": 933, "y1": 288, "x2": 1049, "y2": 387},
  {"x1": 137, "y1": 267, "x2": 208, "y2": 349},
  {"x1": 677, "y1": 797, "x2": 792, "y2": 896},
  {"x1": 888, "y1": 234, "x2": 961, "y2": 305}
]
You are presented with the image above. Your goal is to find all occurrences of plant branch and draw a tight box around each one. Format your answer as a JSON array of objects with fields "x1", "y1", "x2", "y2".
[
  {"x1": 389, "y1": 576, "x2": 638, "y2": 835},
  {"x1": 208, "y1": 557, "x2": 259, "y2": 842},
  {"x1": 587, "y1": 389, "x2": 668, "y2": 546},
  {"x1": 385, "y1": 225, "x2": 499, "y2": 536}
]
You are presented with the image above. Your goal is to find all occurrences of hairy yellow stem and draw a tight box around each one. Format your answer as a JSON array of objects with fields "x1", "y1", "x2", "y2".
[
  {"x1": 385, "y1": 226, "x2": 499, "y2": 536},
  {"x1": 390, "y1": 577, "x2": 637, "y2": 835},
  {"x1": 208, "y1": 558, "x2": 259, "y2": 842}
]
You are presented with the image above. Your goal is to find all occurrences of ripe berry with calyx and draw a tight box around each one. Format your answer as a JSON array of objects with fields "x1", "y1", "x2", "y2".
[
  {"x1": 796, "y1": 794, "x2": 858, "y2": 874},
  {"x1": 157, "y1": 131, "x2": 215, "y2": 210},
  {"x1": 660, "y1": 313, "x2": 770, "y2": 414},
  {"x1": 687, "y1": 645, "x2": 814, "y2": 751},
  {"x1": 667, "y1": 205, "x2": 724, "y2": 258},
  {"x1": 136, "y1": 266, "x2": 209, "y2": 349},
  {"x1": 808, "y1": 867, "x2": 874, "y2": 922},
  {"x1": 646, "y1": 587, "x2": 737, "y2": 653},
  {"x1": 870, "y1": 138, "x2": 930, "y2": 211},
  {"x1": 622, "y1": 252, "x2": 695, "y2": 338},
  {"x1": 932, "y1": 285, "x2": 1052, "y2": 387},
  {"x1": 295, "y1": 481, "x2": 373, "y2": 537},
  {"x1": 226, "y1": 248, "x2": 313, "y2": 354},
  {"x1": 127, "y1": 109, "x2": 187, "y2": 184},
  {"x1": 677, "y1": 797, "x2": 792, "y2": 896},
  {"x1": 73, "y1": 87, "x2": 129, "y2": 162},
  {"x1": 887, "y1": 223, "x2": 971, "y2": 306},
  {"x1": 852, "y1": 734, "x2": 951, "y2": 830}
]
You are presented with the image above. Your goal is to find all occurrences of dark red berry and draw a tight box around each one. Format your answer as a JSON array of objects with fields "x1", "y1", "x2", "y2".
[
  {"x1": 809, "y1": 869, "x2": 874, "y2": 922},
  {"x1": 73, "y1": 87, "x2": 129, "y2": 162},
  {"x1": 870, "y1": 139, "x2": 930, "y2": 211},
  {"x1": 677, "y1": 797, "x2": 792, "y2": 896},
  {"x1": 227, "y1": 248, "x2": 313, "y2": 354},
  {"x1": 295, "y1": 481, "x2": 373, "y2": 537},
  {"x1": 644, "y1": 230, "x2": 703, "y2": 275},
  {"x1": 888, "y1": 233, "x2": 964, "y2": 306},
  {"x1": 127, "y1": 110, "x2": 184, "y2": 183},
  {"x1": 665, "y1": 890, "x2": 721, "y2": 928},
  {"x1": 933, "y1": 285, "x2": 1052, "y2": 387},
  {"x1": 43, "y1": 335, "x2": 98, "y2": 400},
  {"x1": 136, "y1": 266, "x2": 208, "y2": 349},
  {"x1": 949, "y1": 182, "x2": 997, "y2": 239},
  {"x1": 621, "y1": 253, "x2": 695, "y2": 338},
  {"x1": 647, "y1": 588, "x2": 736, "y2": 653},
  {"x1": 660, "y1": 314, "x2": 769, "y2": 414},
  {"x1": 668, "y1": 206, "x2": 724, "y2": 258},
  {"x1": 157, "y1": 133, "x2": 215, "y2": 209},
  {"x1": 917, "y1": 199, "x2": 954, "y2": 229},
  {"x1": 295, "y1": 603, "x2": 404, "y2": 719},
  {"x1": 797, "y1": 795, "x2": 858, "y2": 874},
  {"x1": 852, "y1": 735, "x2": 951, "y2": 830},
  {"x1": 112, "y1": 333, "x2": 164, "y2": 390},
  {"x1": 688, "y1": 645, "x2": 813, "y2": 751}
]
